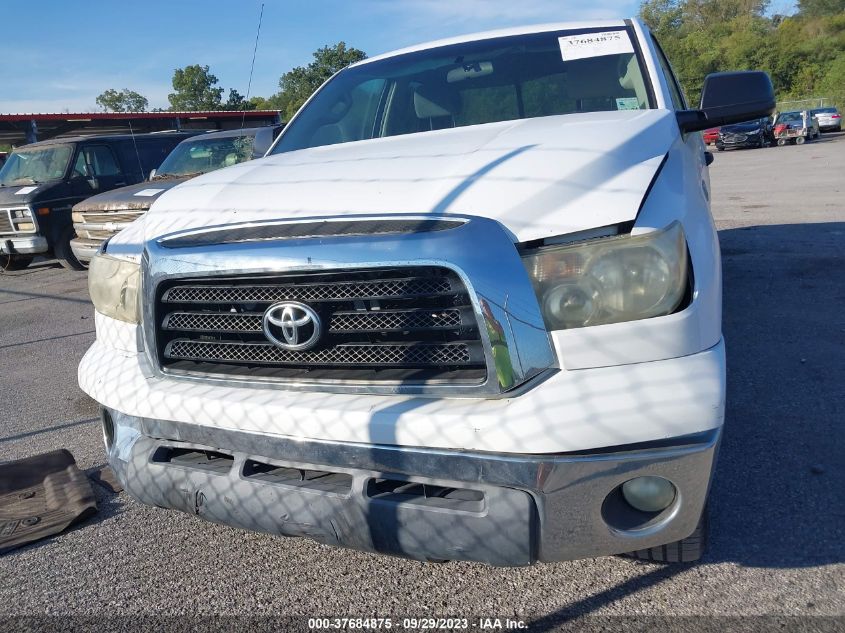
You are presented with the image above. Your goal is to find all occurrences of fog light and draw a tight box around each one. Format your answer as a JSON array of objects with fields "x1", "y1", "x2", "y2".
[{"x1": 621, "y1": 476, "x2": 676, "y2": 513}]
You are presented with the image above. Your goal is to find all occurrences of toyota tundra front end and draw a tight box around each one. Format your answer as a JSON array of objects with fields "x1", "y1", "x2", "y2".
[{"x1": 78, "y1": 18, "x2": 775, "y2": 566}]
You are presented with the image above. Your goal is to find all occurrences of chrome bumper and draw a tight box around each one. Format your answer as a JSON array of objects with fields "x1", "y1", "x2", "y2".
[
  {"x1": 69, "y1": 237, "x2": 101, "y2": 262},
  {"x1": 104, "y1": 409, "x2": 720, "y2": 566},
  {"x1": 0, "y1": 235, "x2": 48, "y2": 255}
]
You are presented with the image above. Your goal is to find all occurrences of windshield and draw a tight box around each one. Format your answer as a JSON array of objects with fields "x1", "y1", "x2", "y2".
[
  {"x1": 0, "y1": 144, "x2": 73, "y2": 186},
  {"x1": 155, "y1": 134, "x2": 256, "y2": 178},
  {"x1": 777, "y1": 112, "x2": 803, "y2": 124},
  {"x1": 271, "y1": 28, "x2": 650, "y2": 155}
]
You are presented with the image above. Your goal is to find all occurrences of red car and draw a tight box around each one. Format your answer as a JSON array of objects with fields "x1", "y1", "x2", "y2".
[{"x1": 703, "y1": 128, "x2": 720, "y2": 144}]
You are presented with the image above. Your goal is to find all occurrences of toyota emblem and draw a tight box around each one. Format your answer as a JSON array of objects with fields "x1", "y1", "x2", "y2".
[{"x1": 262, "y1": 302, "x2": 322, "y2": 351}]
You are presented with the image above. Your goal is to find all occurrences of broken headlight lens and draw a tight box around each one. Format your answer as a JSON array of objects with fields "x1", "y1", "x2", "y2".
[
  {"x1": 88, "y1": 254, "x2": 141, "y2": 324},
  {"x1": 521, "y1": 222, "x2": 687, "y2": 331}
]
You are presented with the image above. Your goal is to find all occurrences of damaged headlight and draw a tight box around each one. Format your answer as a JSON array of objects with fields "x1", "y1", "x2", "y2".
[
  {"x1": 88, "y1": 254, "x2": 141, "y2": 324},
  {"x1": 521, "y1": 222, "x2": 688, "y2": 331}
]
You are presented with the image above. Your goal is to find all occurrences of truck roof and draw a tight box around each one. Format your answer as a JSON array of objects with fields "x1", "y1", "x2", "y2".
[
  {"x1": 17, "y1": 131, "x2": 198, "y2": 148},
  {"x1": 355, "y1": 19, "x2": 631, "y2": 66}
]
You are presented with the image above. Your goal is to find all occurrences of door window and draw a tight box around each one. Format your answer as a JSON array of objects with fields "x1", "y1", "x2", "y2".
[{"x1": 73, "y1": 145, "x2": 122, "y2": 178}]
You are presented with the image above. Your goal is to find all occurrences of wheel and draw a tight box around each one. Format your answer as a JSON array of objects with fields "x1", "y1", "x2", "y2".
[
  {"x1": 795, "y1": 136, "x2": 806, "y2": 145},
  {"x1": 777, "y1": 138, "x2": 786, "y2": 146},
  {"x1": 0, "y1": 254, "x2": 34, "y2": 272},
  {"x1": 624, "y1": 506, "x2": 709, "y2": 563},
  {"x1": 55, "y1": 227, "x2": 86, "y2": 270},
  {"x1": 758, "y1": 137, "x2": 765, "y2": 149}
]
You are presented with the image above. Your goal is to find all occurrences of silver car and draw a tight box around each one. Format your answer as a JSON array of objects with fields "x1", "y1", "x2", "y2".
[{"x1": 810, "y1": 107, "x2": 842, "y2": 132}]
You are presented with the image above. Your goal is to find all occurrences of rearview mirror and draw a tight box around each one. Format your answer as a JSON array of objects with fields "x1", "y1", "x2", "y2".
[{"x1": 677, "y1": 71, "x2": 775, "y2": 133}]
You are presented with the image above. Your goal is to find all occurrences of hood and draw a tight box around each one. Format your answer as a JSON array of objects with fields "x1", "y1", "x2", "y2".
[
  {"x1": 721, "y1": 122, "x2": 762, "y2": 133},
  {"x1": 72, "y1": 178, "x2": 189, "y2": 213},
  {"x1": 143, "y1": 110, "x2": 677, "y2": 244},
  {"x1": 0, "y1": 181, "x2": 68, "y2": 207}
]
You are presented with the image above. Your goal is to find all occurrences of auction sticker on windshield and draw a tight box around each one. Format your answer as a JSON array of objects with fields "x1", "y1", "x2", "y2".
[{"x1": 558, "y1": 30, "x2": 633, "y2": 61}]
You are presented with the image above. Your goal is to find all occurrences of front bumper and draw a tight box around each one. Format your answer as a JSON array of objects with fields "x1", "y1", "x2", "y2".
[
  {"x1": 69, "y1": 237, "x2": 101, "y2": 262},
  {"x1": 716, "y1": 135, "x2": 764, "y2": 148},
  {"x1": 0, "y1": 235, "x2": 48, "y2": 255},
  {"x1": 104, "y1": 408, "x2": 719, "y2": 566}
]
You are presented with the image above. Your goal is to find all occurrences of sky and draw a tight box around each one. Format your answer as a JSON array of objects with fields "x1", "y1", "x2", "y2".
[{"x1": 1, "y1": 0, "x2": 652, "y2": 113}]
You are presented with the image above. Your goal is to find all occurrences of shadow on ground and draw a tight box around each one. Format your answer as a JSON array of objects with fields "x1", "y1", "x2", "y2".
[{"x1": 709, "y1": 221, "x2": 844, "y2": 568}]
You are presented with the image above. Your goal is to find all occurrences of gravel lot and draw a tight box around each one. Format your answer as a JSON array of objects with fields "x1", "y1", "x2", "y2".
[{"x1": 0, "y1": 134, "x2": 843, "y2": 629}]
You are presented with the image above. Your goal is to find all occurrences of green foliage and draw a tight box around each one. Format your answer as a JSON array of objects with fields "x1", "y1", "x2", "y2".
[
  {"x1": 168, "y1": 65, "x2": 225, "y2": 111},
  {"x1": 799, "y1": 0, "x2": 845, "y2": 17},
  {"x1": 95, "y1": 88, "x2": 149, "y2": 112},
  {"x1": 640, "y1": 0, "x2": 845, "y2": 108},
  {"x1": 268, "y1": 42, "x2": 367, "y2": 120},
  {"x1": 223, "y1": 89, "x2": 255, "y2": 111}
]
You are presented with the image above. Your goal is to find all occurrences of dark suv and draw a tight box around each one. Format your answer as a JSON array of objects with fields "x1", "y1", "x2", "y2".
[{"x1": 0, "y1": 132, "x2": 197, "y2": 271}]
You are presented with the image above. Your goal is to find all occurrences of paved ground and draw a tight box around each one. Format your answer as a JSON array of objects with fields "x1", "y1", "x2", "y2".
[{"x1": 0, "y1": 133, "x2": 843, "y2": 628}]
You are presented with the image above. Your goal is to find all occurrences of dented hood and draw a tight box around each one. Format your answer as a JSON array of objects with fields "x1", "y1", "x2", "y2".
[{"x1": 142, "y1": 110, "x2": 677, "y2": 244}]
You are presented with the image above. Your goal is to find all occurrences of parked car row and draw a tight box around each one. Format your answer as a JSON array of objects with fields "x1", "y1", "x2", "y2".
[
  {"x1": 0, "y1": 125, "x2": 282, "y2": 272},
  {"x1": 702, "y1": 106, "x2": 840, "y2": 151}
]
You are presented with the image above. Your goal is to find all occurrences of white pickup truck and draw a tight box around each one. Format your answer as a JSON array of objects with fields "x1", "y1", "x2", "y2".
[{"x1": 79, "y1": 18, "x2": 774, "y2": 566}]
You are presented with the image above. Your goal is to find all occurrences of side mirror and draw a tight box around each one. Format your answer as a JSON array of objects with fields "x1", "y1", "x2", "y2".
[
  {"x1": 677, "y1": 71, "x2": 775, "y2": 133},
  {"x1": 149, "y1": 169, "x2": 157, "y2": 180},
  {"x1": 87, "y1": 176, "x2": 100, "y2": 190}
]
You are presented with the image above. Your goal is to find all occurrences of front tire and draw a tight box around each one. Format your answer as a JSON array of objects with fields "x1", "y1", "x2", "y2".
[
  {"x1": 55, "y1": 227, "x2": 86, "y2": 271},
  {"x1": 0, "y1": 254, "x2": 34, "y2": 272},
  {"x1": 624, "y1": 506, "x2": 709, "y2": 563},
  {"x1": 795, "y1": 136, "x2": 806, "y2": 145}
]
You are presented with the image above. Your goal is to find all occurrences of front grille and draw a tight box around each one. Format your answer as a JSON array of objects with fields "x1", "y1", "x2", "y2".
[
  {"x1": 78, "y1": 211, "x2": 144, "y2": 224},
  {"x1": 155, "y1": 267, "x2": 487, "y2": 385},
  {"x1": 79, "y1": 229, "x2": 115, "y2": 240}
]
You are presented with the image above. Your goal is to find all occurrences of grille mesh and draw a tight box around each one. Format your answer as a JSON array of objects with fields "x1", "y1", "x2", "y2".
[
  {"x1": 330, "y1": 309, "x2": 461, "y2": 331},
  {"x1": 168, "y1": 340, "x2": 472, "y2": 366},
  {"x1": 166, "y1": 312, "x2": 262, "y2": 332},
  {"x1": 164, "y1": 278, "x2": 452, "y2": 303},
  {"x1": 155, "y1": 267, "x2": 485, "y2": 384},
  {"x1": 165, "y1": 309, "x2": 463, "y2": 333}
]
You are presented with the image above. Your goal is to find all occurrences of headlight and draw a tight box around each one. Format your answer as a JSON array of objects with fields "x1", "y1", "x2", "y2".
[
  {"x1": 521, "y1": 222, "x2": 687, "y2": 330},
  {"x1": 88, "y1": 254, "x2": 141, "y2": 324}
]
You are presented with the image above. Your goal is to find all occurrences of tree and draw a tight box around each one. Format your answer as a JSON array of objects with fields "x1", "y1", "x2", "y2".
[
  {"x1": 223, "y1": 88, "x2": 256, "y2": 111},
  {"x1": 798, "y1": 0, "x2": 845, "y2": 16},
  {"x1": 273, "y1": 42, "x2": 367, "y2": 120},
  {"x1": 168, "y1": 65, "x2": 224, "y2": 111},
  {"x1": 639, "y1": 0, "x2": 845, "y2": 108},
  {"x1": 95, "y1": 88, "x2": 148, "y2": 112}
]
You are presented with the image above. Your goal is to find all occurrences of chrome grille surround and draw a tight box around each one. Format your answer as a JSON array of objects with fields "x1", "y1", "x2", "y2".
[{"x1": 141, "y1": 214, "x2": 558, "y2": 397}]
